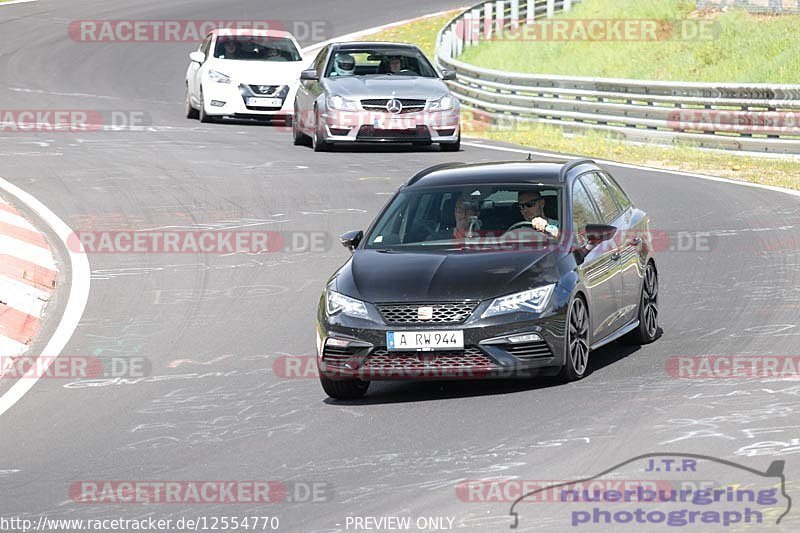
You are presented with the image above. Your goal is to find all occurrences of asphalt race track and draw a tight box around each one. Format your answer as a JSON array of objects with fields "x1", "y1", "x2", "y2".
[{"x1": 1, "y1": 1, "x2": 799, "y2": 531}]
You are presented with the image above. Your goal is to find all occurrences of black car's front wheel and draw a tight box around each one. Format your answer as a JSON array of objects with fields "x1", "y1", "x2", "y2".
[
  {"x1": 623, "y1": 261, "x2": 659, "y2": 344},
  {"x1": 319, "y1": 375, "x2": 369, "y2": 399},
  {"x1": 558, "y1": 295, "x2": 590, "y2": 382}
]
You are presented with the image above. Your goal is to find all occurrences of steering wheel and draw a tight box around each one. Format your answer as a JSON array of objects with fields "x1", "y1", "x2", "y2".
[{"x1": 504, "y1": 220, "x2": 534, "y2": 232}]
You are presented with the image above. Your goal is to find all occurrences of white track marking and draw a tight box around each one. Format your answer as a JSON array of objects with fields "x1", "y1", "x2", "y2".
[
  {"x1": 0, "y1": 234, "x2": 56, "y2": 270},
  {"x1": 462, "y1": 140, "x2": 800, "y2": 199},
  {"x1": 0, "y1": 208, "x2": 37, "y2": 231},
  {"x1": 0, "y1": 177, "x2": 90, "y2": 418},
  {"x1": 0, "y1": 0, "x2": 38, "y2": 7},
  {"x1": 0, "y1": 275, "x2": 49, "y2": 316}
]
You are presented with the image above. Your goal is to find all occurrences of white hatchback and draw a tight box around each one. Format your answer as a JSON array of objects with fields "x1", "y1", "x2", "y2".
[{"x1": 185, "y1": 29, "x2": 305, "y2": 124}]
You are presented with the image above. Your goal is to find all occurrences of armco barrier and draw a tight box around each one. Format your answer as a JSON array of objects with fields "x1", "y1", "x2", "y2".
[{"x1": 436, "y1": 0, "x2": 800, "y2": 154}]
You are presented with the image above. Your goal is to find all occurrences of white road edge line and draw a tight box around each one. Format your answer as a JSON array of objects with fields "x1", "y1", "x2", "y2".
[
  {"x1": 301, "y1": 8, "x2": 462, "y2": 55},
  {"x1": 462, "y1": 140, "x2": 800, "y2": 199},
  {"x1": 0, "y1": 0, "x2": 38, "y2": 7},
  {"x1": 0, "y1": 177, "x2": 90, "y2": 418}
]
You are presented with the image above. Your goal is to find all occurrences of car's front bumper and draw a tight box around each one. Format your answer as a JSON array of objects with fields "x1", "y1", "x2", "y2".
[
  {"x1": 201, "y1": 82, "x2": 296, "y2": 119},
  {"x1": 315, "y1": 299, "x2": 568, "y2": 381},
  {"x1": 318, "y1": 108, "x2": 460, "y2": 144}
]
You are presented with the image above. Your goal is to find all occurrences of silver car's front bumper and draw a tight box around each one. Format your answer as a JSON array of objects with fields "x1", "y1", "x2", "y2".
[{"x1": 318, "y1": 108, "x2": 460, "y2": 143}]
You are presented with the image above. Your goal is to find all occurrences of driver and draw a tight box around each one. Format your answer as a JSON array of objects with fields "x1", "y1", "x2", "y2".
[
  {"x1": 517, "y1": 191, "x2": 559, "y2": 238},
  {"x1": 333, "y1": 53, "x2": 356, "y2": 76},
  {"x1": 220, "y1": 39, "x2": 238, "y2": 59}
]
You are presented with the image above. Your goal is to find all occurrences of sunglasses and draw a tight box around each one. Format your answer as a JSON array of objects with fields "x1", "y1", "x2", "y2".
[{"x1": 517, "y1": 198, "x2": 542, "y2": 209}]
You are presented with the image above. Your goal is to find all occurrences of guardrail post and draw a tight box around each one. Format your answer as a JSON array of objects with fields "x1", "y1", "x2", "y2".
[
  {"x1": 472, "y1": 8, "x2": 483, "y2": 43},
  {"x1": 484, "y1": 2, "x2": 494, "y2": 39},
  {"x1": 526, "y1": 0, "x2": 535, "y2": 24},
  {"x1": 496, "y1": 1, "x2": 506, "y2": 35},
  {"x1": 546, "y1": 0, "x2": 555, "y2": 18},
  {"x1": 510, "y1": 0, "x2": 520, "y2": 28}
]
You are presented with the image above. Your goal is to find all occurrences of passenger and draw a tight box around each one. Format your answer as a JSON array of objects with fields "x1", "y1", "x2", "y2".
[{"x1": 453, "y1": 195, "x2": 481, "y2": 239}]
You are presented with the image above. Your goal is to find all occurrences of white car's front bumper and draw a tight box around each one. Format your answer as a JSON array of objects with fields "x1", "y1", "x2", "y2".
[{"x1": 201, "y1": 81, "x2": 297, "y2": 120}]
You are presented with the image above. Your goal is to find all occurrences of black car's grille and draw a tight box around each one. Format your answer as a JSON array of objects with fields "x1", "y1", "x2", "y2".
[
  {"x1": 364, "y1": 346, "x2": 496, "y2": 371},
  {"x1": 377, "y1": 302, "x2": 478, "y2": 325},
  {"x1": 357, "y1": 125, "x2": 430, "y2": 139},
  {"x1": 501, "y1": 341, "x2": 554, "y2": 362},
  {"x1": 247, "y1": 84, "x2": 280, "y2": 95},
  {"x1": 361, "y1": 98, "x2": 426, "y2": 115}
]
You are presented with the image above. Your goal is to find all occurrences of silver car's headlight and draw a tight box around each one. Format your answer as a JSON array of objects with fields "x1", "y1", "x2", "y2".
[
  {"x1": 428, "y1": 95, "x2": 455, "y2": 111},
  {"x1": 481, "y1": 284, "x2": 556, "y2": 319},
  {"x1": 326, "y1": 290, "x2": 369, "y2": 319},
  {"x1": 327, "y1": 95, "x2": 359, "y2": 111},
  {"x1": 208, "y1": 70, "x2": 232, "y2": 84}
]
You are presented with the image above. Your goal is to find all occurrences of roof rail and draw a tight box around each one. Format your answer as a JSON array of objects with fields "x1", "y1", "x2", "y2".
[
  {"x1": 404, "y1": 162, "x2": 465, "y2": 187},
  {"x1": 558, "y1": 159, "x2": 596, "y2": 182}
]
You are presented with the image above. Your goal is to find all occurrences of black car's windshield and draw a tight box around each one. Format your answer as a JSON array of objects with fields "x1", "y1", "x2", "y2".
[
  {"x1": 214, "y1": 36, "x2": 302, "y2": 61},
  {"x1": 364, "y1": 185, "x2": 563, "y2": 251},
  {"x1": 325, "y1": 49, "x2": 438, "y2": 78}
]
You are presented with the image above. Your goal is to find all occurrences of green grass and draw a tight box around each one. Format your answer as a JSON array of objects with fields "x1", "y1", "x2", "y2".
[
  {"x1": 459, "y1": 0, "x2": 800, "y2": 83},
  {"x1": 364, "y1": 6, "x2": 800, "y2": 191}
]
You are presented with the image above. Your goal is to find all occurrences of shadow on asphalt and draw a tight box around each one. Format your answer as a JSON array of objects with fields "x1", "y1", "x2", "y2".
[{"x1": 323, "y1": 334, "x2": 661, "y2": 406}]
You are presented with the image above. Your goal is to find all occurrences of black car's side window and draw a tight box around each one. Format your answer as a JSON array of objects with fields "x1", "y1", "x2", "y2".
[
  {"x1": 600, "y1": 172, "x2": 631, "y2": 213},
  {"x1": 580, "y1": 172, "x2": 622, "y2": 224},
  {"x1": 572, "y1": 180, "x2": 603, "y2": 247}
]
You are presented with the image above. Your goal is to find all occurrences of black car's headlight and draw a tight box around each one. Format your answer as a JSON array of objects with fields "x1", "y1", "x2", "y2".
[
  {"x1": 481, "y1": 284, "x2": 556, "y2": 319},
  {"x1": 326, "y1": 290, "x2": 370, "y2": 319}
]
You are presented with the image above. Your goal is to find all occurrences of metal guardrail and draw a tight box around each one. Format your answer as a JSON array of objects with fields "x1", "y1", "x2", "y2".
[{"x1": 436, "y1": 0, "x2": 800, "y2": 154}]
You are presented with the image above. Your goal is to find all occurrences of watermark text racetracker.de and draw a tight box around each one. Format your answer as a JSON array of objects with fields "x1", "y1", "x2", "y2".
[
  {"x1": 0, "y1": 356, "x2": 150, "y2": 379},
  {"x1": 454, "y1": 18, "x2": 719, "y2": 42},
  {"x1": 667, "y1": 355, "x2": 800, "y2": 379},
  {"x1": 68, "y1": 230, "x2": 332, "y2": 254},
  {"x1": 68, "y1": 19, "x2": 333, "y2": 42},
  {"x1": 0, "y1": 110, "x2": 151, "y2": 132}
]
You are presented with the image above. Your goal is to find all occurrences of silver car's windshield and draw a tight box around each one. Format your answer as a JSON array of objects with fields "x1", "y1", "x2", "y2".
[
  {"x1": 325, "y1": 49, "x2": 438, "y2": 78},
  {"x1": 213, "y1": 36, "x2": 302, "y2": 61}
]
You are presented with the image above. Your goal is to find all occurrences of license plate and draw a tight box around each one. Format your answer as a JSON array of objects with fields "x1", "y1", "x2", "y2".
[
  {"x1": 373, "y1": 116, "x2": 416, "y2": 130},
  {"x1": 247, "y1": 97, "x2": 282, "y2": 107},
  {"x1": 386, "y1": 330, "x2": 464, "y2": 351}
]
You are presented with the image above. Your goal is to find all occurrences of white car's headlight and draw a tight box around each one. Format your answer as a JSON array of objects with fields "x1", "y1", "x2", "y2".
[
  {"x1": 326, "y1": 290, "x2": 369, "y2": 319},
  {"x1": 327, "y1": 95, "x2": 359, "y2": 111},
  {"x1": 481, "y1": 284, "x2": 556, "y2": 319},
  {"x1": 208, "y1": 70, "x2": 232, "y2": 84},
  {"x1": 428, "y1": 95, "x2": 455, "y2": 111}
]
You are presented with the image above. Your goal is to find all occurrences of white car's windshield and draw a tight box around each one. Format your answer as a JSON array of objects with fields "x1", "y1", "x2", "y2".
[
  {"x1": 326, "y1": 49, "x2": 438, "y2": 78},
  {"x1": 213, "y1": 36, "x2": 301, "y2": 61}
]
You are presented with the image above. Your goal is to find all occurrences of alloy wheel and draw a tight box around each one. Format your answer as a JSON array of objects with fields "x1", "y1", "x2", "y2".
[{"x1": 568, "y1": 297, "x2": 590, "y2": 376}]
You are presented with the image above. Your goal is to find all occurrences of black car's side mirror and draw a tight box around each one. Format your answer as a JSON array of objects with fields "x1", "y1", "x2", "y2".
[
  {"x1": 441, "y1": 69, "x2": 457, "y2": 81},
  {"x1": 300, "y1": 69, "x2": 319, "y2": 81},
  {"x1": 340, "y1": 230, "x2": 363, "y2": 252},
  {"x1": 585, "y1": 224, "x2": 617, "y2": 246}
]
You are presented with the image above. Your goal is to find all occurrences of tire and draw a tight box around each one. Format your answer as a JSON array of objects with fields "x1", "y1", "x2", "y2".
[
  {"x1": 319, "y1": 375, "x2": 369, "y2": 399},
  {"x1": 198, "y1": 89, "x2": 215, "y2": 123},
  {"x1": 312, "y1": 108, "x2": 330, "y2": 152},
  {"x1": 558, "y1": 295, "x2": 590, "y2": 382},
  {"x1": 622, "y1": 261, "x2": 659, "y2": 345},
  {"x1": 440, "y1": 132, "x2": 461, "y2": 152},
  {"x1": 292, "y1": 111, "x2": 308, "y2": 146},
  {"x1": 185, "y1": 85, "x2": 199, "y2": 119}
]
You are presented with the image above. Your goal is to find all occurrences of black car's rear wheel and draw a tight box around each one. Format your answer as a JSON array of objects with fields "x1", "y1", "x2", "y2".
[
  {"x1": 623, "y1": 262, "x2": 659, "y2": 344},
  {"x1": 319, "y1": 375, "x2": 369, "y2": 399},
  {"x1": 558, "y1": 295, "x2": 590, "y2": 382}
]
